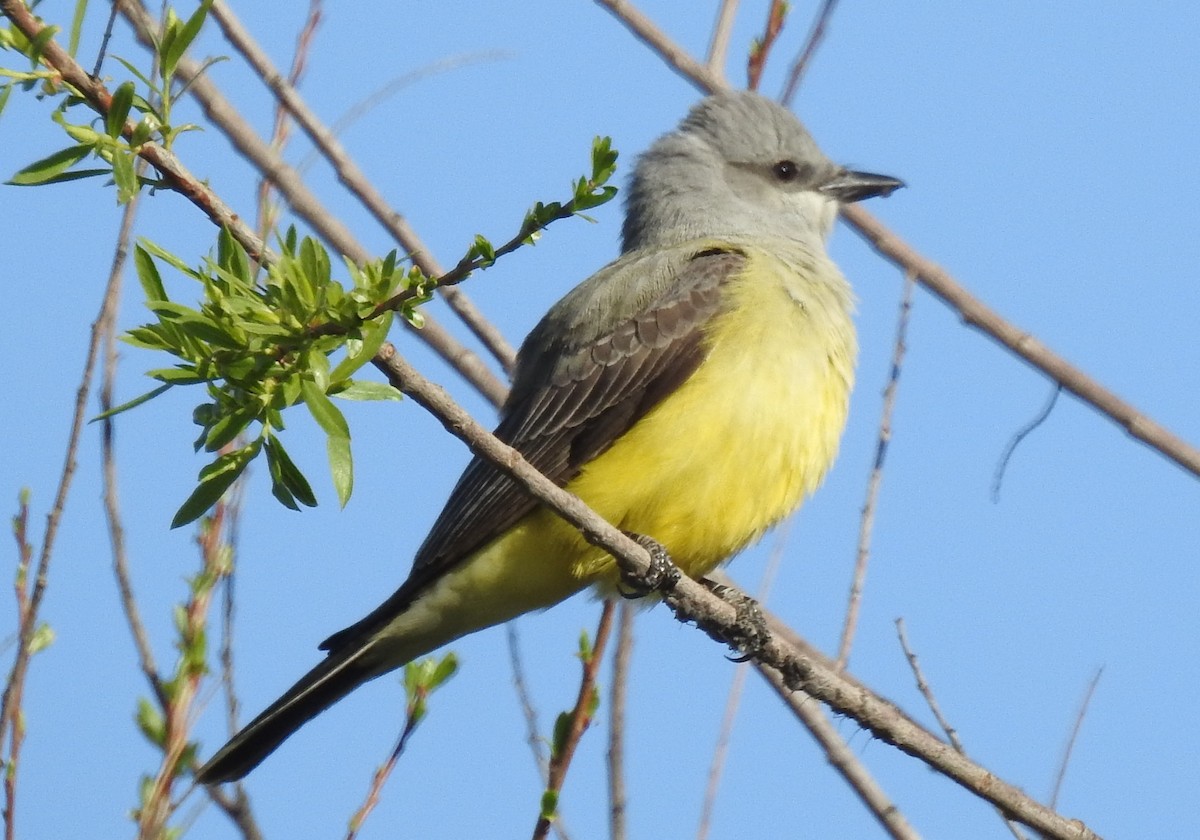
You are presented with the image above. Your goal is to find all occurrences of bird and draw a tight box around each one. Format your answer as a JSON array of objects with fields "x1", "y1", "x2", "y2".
[{"x1": 196, "y1": 90, "x2": 902, "y2": 784}]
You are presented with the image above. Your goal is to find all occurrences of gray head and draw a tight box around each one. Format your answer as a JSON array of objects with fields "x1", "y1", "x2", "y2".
[{"x1": 621, "y1": 91, "x2": 901, "y2": 252}]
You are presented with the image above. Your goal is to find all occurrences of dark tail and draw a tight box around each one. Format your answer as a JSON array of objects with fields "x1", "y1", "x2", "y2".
[{"x1": 195, "y1": 642, "x2": 379, "y2": 784}]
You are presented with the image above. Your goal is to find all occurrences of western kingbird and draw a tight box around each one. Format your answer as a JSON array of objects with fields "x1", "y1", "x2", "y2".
[{"x1": 196, "y1": 91, "x2": 901, "y2": 783}]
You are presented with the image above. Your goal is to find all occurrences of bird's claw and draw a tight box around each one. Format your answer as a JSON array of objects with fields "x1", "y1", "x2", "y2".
[
  {"x1": 618, "y1": 532, "x2": 681, "y2": 598},
  {"x1": 701, "y1": 580, "x2": 769, "y2": 661}
]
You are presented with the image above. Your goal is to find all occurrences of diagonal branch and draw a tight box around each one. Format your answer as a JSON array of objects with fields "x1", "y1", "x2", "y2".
[
  {"x1": 593, "y1": 0, "x2": 1200, "y2": 481},
  {"x1": 205, "y1": 0, "x2": 518, "y2": 373},
  {"x1": 114, "y1": 0, "x2": 509, "y2": 406},
  {"x1": 370, "y1": 344, "x2": 1100, "y2": 840}
]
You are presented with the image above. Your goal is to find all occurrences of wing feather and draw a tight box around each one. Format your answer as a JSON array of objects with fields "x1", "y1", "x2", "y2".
[{"x1": 320, "y1": 247, "x2": 744, "y2": 652}]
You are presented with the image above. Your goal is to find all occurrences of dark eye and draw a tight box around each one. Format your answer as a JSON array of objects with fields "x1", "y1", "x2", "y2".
[{"x1": 773, "y1": 160, "x2": 800, "y2": 182}]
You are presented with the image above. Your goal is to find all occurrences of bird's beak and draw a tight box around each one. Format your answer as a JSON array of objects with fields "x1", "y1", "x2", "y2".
[{"x1": 819, "y1": 169, "x2": 905, "y2": 203}]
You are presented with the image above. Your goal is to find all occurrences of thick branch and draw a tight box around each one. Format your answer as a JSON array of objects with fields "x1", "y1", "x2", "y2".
[{"x1": 371, "y1": 344, "x2": 1099, "y2": 840}]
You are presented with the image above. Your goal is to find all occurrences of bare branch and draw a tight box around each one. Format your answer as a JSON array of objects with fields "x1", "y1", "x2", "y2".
[
  {"x1": 593, "y1": 0, "x2": 728, "y2": 93},
  {"x1": 837, "y1": 271, "x2": 915, "y2": 669},
  {"x1": 698, "y1": 521, "x2": 790, "y2": 840},
  {"x1": 747, "y1": 0, "x2": 787, "y2": 91},
  {"x1": 780, "y1": 0, "x2": 840, "y2": 106},
  {"x1": 757, "y1": 670, "x2": 923, "y2": 840},
  {"x1": 591, "y1": 0, "x2": 1200, "y2": 482},
  {"x1": 207, "y1": 0, "x2": 518, "y2": 374},
  {"x1": 896, "y1": 619, "x2": 1028, "y2": 840},
  {"x1": 705, "y1": 0, "x2": 739, "y2": 78},
  {"x1": 100, "y1": 177, "x2": 169, "y2": 709},
  {"x1": 370, "y1": 344, "x2": 1101, "y2": 840},
  {"x1": 508, "y1": 624, "x2": 550, "y2": 783},
  {"x1": 607, "y1": 602, "x2": 635, "y2": 840},
  {"x1": 1050, "y1": 668, "x2": 1103, "y2": 809},
  {"x1": 991, "y1": 385, "x2": 1061, "y2": 502}
]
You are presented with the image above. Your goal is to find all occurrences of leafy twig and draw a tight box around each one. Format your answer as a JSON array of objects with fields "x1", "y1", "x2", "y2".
[
  {"x1": 345, "y1": 655, "x2": 458, "y2": 840},
  {"x1": 747, "y1": 0, "x2": 787, "y2": 91},
  {"x1": 532, "y1": 602, "x2": 615, "y2": 840}
]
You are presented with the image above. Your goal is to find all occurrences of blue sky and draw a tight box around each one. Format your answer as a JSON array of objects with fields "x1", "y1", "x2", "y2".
[{"x1": 2, "y1": 2, "x2": 1198, "y2": 838}]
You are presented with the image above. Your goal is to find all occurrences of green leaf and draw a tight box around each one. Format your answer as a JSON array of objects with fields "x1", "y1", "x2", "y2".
[
  {"x1": 91, "y1": 383, "x2": 174, "y2": 421},
  {"x1": 264, "y1": 436, "x2": 317, "y2": 508},
  {"x1": 10, "y1": 167, "x2": 109, "y2": 186},
  {"x1": 139, "y1": 238, "x2": 201, "y2": 279},
  {"x1": 135, "y1": 697, "x2": 166, "y2": 747},
  {"x1": 134, "y1": 245, "x2": 167, "y2": 302},
  {"x1": 27, "y1": 622, "x2": 54, "y2": 655},
  {"x1": 216, "y1": 226, "x2": 251, "y2": 284},
  {"x1": 301, "y1": 380, "x2": 349, "y2": 438},
  {"x1": 0, "y1": 84, "x2": 13, "y2": 122},
  {"x1": 203, "y1": 407, "x2": 257, "y2": 452},
  {"x1": 540, "y1": 789, "x2": 558, "y2": 821},
  {"x1": 68, "y1": 0, "x2": 88, "y2": 57},
  {"x1": 173, "y1": 55, "x2": 228, "y2": 101},
  {"x1": 145, "y1": 366, "x2": 207, "y2": 384},
  {"x1": 112, "y1": 56, "x2": 156, "y2": 92},
  {"x1": 171, "y1": 440, "x2": 259, "y2": 528},
  {"x1": 106, "y1": 81, "x2": 135, "y2": 138},
  {"x1": 112, "y1": 150, "x2": 138, "y2": 204},
  {"x1": 27, "y1": 24, "x2": 60, "y2": 68},
  {"x1": 307, "y1": 347, "x2": 331, "y2": 393},
  {"x1": 429, "y1": 653, "x2": 458, "y2": 687},
  {"x1": 326, "y1": 433, "x2": 353, "y2": 508},
  {"x1": 7, "y1": 144, "x2": 90, "y2": 185},
  {"x1": 331, "y1": 311, "x2": 392, "y2": 382},
  {"x1": 161, "y1": 0, "x2": 215, "y2": 81},
  {"x1": 551, "y1": 711, "x2": 571, "y2": 758},
  {"x1": 332, "y1": 380, "x2": 402, "y2": 402}
]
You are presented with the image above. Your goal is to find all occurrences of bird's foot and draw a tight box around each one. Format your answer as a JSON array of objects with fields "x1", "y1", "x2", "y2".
[
  {"x1": 700, "y1": 579, "x2": 769, "y2": 661},
  {"x1": 618, "y1": 532, "x2": 681, "y2": 598}
]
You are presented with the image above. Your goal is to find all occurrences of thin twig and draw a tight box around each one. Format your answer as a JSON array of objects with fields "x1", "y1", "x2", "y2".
[
  {"x1": 1050, "y1": 668, "x2": 1103, "y2": 810},
  {"x1": 508, "y1": 623, "x2": 550, "y2": 783},
  {"x1": 138, "y1": 503, "x2": 233, "y2": 839},
  {"x1": 837, "y1": 271, "x2": 915, "y2": 669},
  {"x1": 841, "y1": 204, "x2": 1200, "y2": 480},
  {"x1": 0, "y1": 8, "x2": 131, "y2": 765},
  {"x1": 371, "y1": 344, "x2": 1100, "y2": 840},
  {"x1": 91, "y1": 0, "x2": 119, "y2": 77},
  {"x1": 895, "y1": 619, "x2": 963, "y2": 752},
  {"x1": 345, "y1": 675, "x2": 440, "y2": 840},
  {"x1": 991, "y1": 385, "x2": 1061, "y2": 502},
  {"x1": 747, "y1": 0, "x2": 787, "y2": 91},
  {"x1": 592, "y1": 0, "x2": 727, "y2": 93},
  {"x1": 697, "y1": 520, "x2": 791, "y2": 840},
  {"x1": 252, "y1": 0, "x2": 322, "y2": 246},
  {"x1": 607, "y1": 601, "x2": 635, "y2": 840},
  {"x1": 896, "y1": 619, "x2": 1028, "y2": 840},
  {"x1": 100, "y1": 175, "x2": 169, "y2": 709},
  {"x1": 208, "y1": 0, "x2": 518, "y2": 374},
  {"x1": 705, "y1": 0, "x2": 739, "y2": 78},
  {"x1": 780, "y1": 0, "x2": 840, "y2": 106},
  {"x1": 532, "y1": 602, "x2": 616, "y2": 840},
  {"x1": 757, "y1": 668, "x2": 923, "y2": 840},
  {"x1": 3, "y1": 499, "x2": 32, "y2": 840}
]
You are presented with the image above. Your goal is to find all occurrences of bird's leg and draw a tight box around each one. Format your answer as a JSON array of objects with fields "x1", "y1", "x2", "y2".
[
  {"x1": 618, "y1": 532, "x2": 681, "y2": 598},
  {"x1": 698, "y1": 579, "x2": 769, "y2": 661}
]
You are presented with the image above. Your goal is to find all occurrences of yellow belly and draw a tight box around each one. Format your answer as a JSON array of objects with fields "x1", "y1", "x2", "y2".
[
  {"x1": 562, "y1": 245, "x2": 856, "y2": 582},
  {"x1": 378, "y1": 245, "x2": 855, "y2": 658}
]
